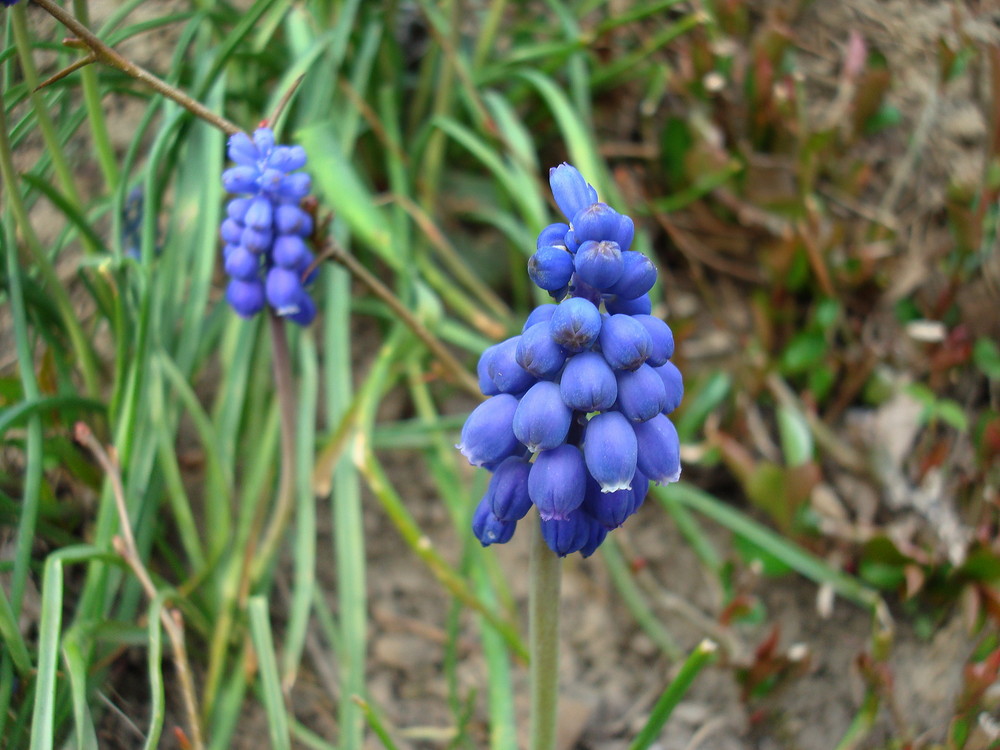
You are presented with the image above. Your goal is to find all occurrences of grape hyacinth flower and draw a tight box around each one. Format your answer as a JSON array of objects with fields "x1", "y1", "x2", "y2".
[
  {"x1": 220, "y1": 127, "x2": 317, "y2": 325},
  {"x1": 458, "y1": 162, "x2": 683, "y2": 556}
]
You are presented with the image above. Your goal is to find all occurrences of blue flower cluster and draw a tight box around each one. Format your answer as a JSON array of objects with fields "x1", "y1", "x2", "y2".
[
  {"x1": 220, "y1": 127, "x2": 317, "y2": 326},
  {"x1": 458, "y1": 163, "x2": 683, "y2": 557}
]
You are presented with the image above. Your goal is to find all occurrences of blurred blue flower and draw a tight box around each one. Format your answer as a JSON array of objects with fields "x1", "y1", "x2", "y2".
[
  {"x1": 220, "y1": 127, "x2": 317, "y2": 325},
  {"x1": 458, "y1": 162, "x2": 684, "y2": 556}
]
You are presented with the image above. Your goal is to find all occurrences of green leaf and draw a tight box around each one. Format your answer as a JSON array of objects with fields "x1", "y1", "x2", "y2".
[{"x1": 974, "y1": 337, "x2": 1000, "y2": 380}]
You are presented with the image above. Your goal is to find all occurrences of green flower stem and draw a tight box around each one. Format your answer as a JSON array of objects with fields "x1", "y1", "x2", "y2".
[
  {"x1": 529, "y1": 518, "x2": 561, "y2": 750},
  {"x1": 250, "y1": 312, "x2": 299, "y2": 583},
  {"x1": 30, "y1": 0, "x2": 241, "y2": 137}
]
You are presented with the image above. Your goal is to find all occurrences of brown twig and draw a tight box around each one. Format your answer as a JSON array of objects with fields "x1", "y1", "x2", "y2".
[
  {"x1": 306, "y1": 237, "x2": 484, "y2": 399},
  {"x1": 75, "y1": 423, "x2": 205, "y2": 750},
  {"x1": 31, "y1": 0, "x2": 241, "y2": 136},
  {"x1": 33, "y1": 52, "x2": 97, "y2": 92}
]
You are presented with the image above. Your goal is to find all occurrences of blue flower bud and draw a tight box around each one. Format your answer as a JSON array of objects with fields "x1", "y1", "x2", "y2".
[
  {"x1": 226, "y1": 278, "x2": 265, "y2": 318},
  {"x1": 222, "y1": 166, "x2": 260, "y2": 194},
  {"x1": 574, "y1": 240, "x2": 623, "y2": 290},
  {"x1": 275, "y1": 204, "x2": 313, "y2": 236},
  {"x1": 570, "y1": 203, "x2": 633, "y2": 250},
  {"x1": 559, "y1": 351, "x2": 617, "y2": 412},
  {"x1": 287, "y1": 293, "x2": 317, "y2": 326},
  {"x1": 513, "y1": 381, "x2": 572, "y2": 452},
  {"x1": 599, "y1": 314, "x2": 652, "y2": 370},
  {"x1": 582, "y1": 471, "x2": 634, "y2": 530},
  {"x1": 224, "y1": 245, "x2": 260, "y2": 280},
  {"x1": 528, "y1": 246, "x2": 574, "y2": 292},
  {"x1": 487, "y1": 457, "x2": 533, "y2": 522},
  {"x1": 253, "y1": 127, "x2": 276, "y2": 153},
  {"x1": 279, "y1": 173, "x2": 312, "y2": 200},
  {"x1": 267, "y1": 145, "x2": 308, "y2": 172},
  {"x1": 244, "y1": 196, "x2": 273, "y2": 231},
  {"x1": 227, "y1": 132, "x2": 260, "y2": 166},
  {"x1": 522, "y1": 303, "x2": 558, "y2": 332},
  {"x1": 615, "y1": 364, "x2": 667, "y2": 423},
  {"x1": 606, "y1": 251, "x2": 656, "y2": 299},
  {"x1": 220, "y1": 218, "x2": 245, "y2": 244},
  {"x1": 227, "y1": 197, "x2": 252, "y2": 222},
  {"x1": 241, "y1": 226, "x2": 273, "y2": 254},
  {"x1": 515, "y1": 322, "x2": 568, "y2": 379},
  {"x1": 583, "y1": 411, "x2": 637, "y2": 492},
  {"x1": 476, "y1": 344, "x2": 501, "y2": 396},
  {"x1": 634, "y1": 414, "x2": 681, "y2": 484},
  {"x1": 540, "y1": 509, "x2": 592, "y2": 556},
  {"x1": 472, "y1": 497, "x2": 517, "y2": 547},
  {"x1": 630, "y1": 468, "x2": 650, "y2": 510},
  {"x1": 258, "y1": 168, "x2": 285, "y2": 194},
  {"x1": 549, "y1": 163, "x2": 598, "y2": 222},
  {"x1": 487, "y1": 337, "x2": 537, "y2": 394},
  {"x1": 536, "y1": 222, "x2": 569, "y2": 250},
  {"x1": 653, "y1": 361, "x2": 684, "y2": 414},
  {"x1": 633, "y1": 315, "x2": 674, "y2": 366},
  {"x1": 458, "y1": 394, "x2": 522, "y2": 467},
  {"x1": 605, "y1": 293, "x2": 652, "y2": 316},
  {"x1": 272, "y1": 235, "x2": 309, "y2": 269},
  {"x1": 528, "y1": 444, "x2": 586, "y2": 521},
  {"x1": 549, "y1": 297, "x2": 602, "y2": 352}
]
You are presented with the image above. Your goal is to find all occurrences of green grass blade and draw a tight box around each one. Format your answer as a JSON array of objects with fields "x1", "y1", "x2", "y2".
[
  {"x1": 248, "y1": 596, "x2": 292, "y2": 750},
  {"x1": 0, "y1": 583, "x2": 31, "y2": 676}
]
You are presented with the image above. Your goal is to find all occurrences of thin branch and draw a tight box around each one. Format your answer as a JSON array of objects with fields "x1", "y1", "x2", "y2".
[
  {"x1": 75, "y1": 423, "x2": 205, "y2": 750},
  {"x1": 31, "y1": 0, "x2": 241, "y2": 136},
  {"x1": 307, "y1": 237, "x2": 484, "y2": 400},
  {"x1": 33, "y1": 52, "x2": 96, "y2": 92}
]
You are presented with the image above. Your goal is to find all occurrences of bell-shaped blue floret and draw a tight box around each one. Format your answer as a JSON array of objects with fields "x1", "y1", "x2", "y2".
[
  {"x1": 630, "y1": 468, "x2": 649, "y2": 510},
  {"x1": 549, "y1": 297, "x2": 602, "y2": 352},
  {"x1": 581, "y1": 472, "x2": 634, "y2": 530},
  {"x1": 274, "y1": 205, "x2": 312, "y2": 236},
  {"x1": 476, "y1": 344, "x2": 501, "y2": 396},
  {"x1": 540, "y1": 509, "x2": 592, "y2": 556},
  {"x1": 244, "y1": 196, "x2": 273, "y2": 231},
  {"x1": 472, "y1": 497, "x2": 517, "y2": 547},
  {"x1": 653, "y1": 361, "x2": 684, "y2": 414},
  {"x1": 267, "y1": 145, "x2": 308, "y2": 172},
  {"x1": 578, "y1": 518, "x2": 609, "y2": 557},
  {"x1": 634, "y1": 414, "x2": 681, "y2": 484},
  {"x1": 633, "y1": 315, "x2": 674, "y2": 366},
  {"x1": 272, "y1": 235, "x2": 309, "y2": 269},
  {"x1": 528, "y1": 444, "x2": 586, "y2": 521},
  {"x1": 574, "y1": 240, "x2": 623, "y2": 290},
  {"x1": 222, "y1": 166, "x2": 260, "y2": 194},
  {"x1": 616, "y1": 364, "x2": 667, "y2": 423},
  {"x1": 227, "y1": 197, "x2": 252, "y2": 222},
  {"x1": 224, "y1": 245, "x2": 260, "y2": 281},
  {"x1": 220, "y1": 218, "x2": 244, "y2": 245},
  {"x1": 607, "y1": 251, "x2": 656, "y2": 300},
  {"x1": 226, "y1": 278, "x2": 266, "y2": 318},
  {"x1": 266, "y1": 267, "x2": 305, "y2": 315},
  {"x1": 513, "y1": 381, "x2": 572, "y2": 453},
  {"x1": 487, "y1": 337, "x2": 537, "y2": 394},
  {"x1": 287, "y1": 293, "x2": 317, "y2": 326},
  {"x1": 458, "y1": 393, "x2": 522, "y2": 467},
  {"x1": 606, "y1": 293, "x2": 652, "y2": 316},
  {"x1": 241, "y1": 226, "x2": 273, "y2": 254},
  {"x1": 253, "y1": 127, "x2": 276, "y2": 153},
  {"x1": 536, "y1": 222, "x2": 570, "y2": 250},
  {"x1": 570, "y1": 203, "x2": 633, "y2": 250},
  {"x1": 583, "y1": 411, "x2": 637, "y2": 492},
  {"x1": 516, "y1": 322, "x2": 568, "y2": 379},
  {"x1": 550, "y1": 163, "x2": 598, "y2": 222},
  {"x1": 522, "y1": 303, "x2": 558, "y2": 332},
  {"x1": 528, "y1": 246, "x2": 575, "y2": 292},
  {"x1": 278, "y1": 173, "x2": 312, "y2": 201},
  {"x1": 559, "y1": 351, "x2": 617, "y2": 412},
  {"x1": 599, "y1": 314, "x2": 652, "y2": 371},
  {"x1": 227, "y1": 132, "x2": 260, "y2": 166},
  {"x1": 487, "y1": 457, "x2": 533, "y2": 522}
]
